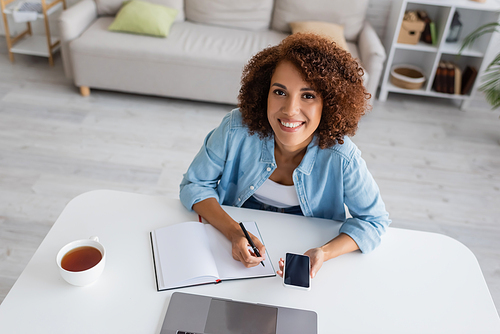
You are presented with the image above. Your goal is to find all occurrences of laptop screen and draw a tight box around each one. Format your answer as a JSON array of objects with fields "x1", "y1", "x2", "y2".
[{"x1": 204, "y1": 299, "x2": 278, "y2": 334}]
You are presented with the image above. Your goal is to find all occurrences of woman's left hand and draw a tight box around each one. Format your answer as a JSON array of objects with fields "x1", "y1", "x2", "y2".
[
  {"x1": 276, "y1": 248, "x2": 325, "y2": 279},
  {"x1": 276, "y1": 233, "x2": 359, "y2": 278},
  {"x1": 304, "y1": 247, "x2": 325, "y2": 278}
]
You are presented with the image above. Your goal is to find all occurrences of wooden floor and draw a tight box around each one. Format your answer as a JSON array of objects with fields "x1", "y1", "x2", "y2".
[{"x1": 0, "y1": 43, "x2": 499, "y2": 314}]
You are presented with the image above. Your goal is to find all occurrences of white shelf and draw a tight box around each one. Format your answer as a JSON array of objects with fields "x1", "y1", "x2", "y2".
[
  {"x1": 395, "y1": 41, "x2": 438, "y2": 53},
  {"x1": 407, "y1": 0, "x2": 500, "y2": 11},
  {"x1": 10, "y1": 35, "x2": 59, "y2": 56},
  {"x1": 386, "y1": 81, "x2": 427, "y2": 95},
  {"x1": 440, "y1": 41, "x2": 484, "y2": 57},
  {"x1": 386, "y1": 81, "x2": 470, "y2": 100},
  {"x1": 396, "y1": 41, "x2": 484, "y2": 57},
  {"x1": 379, "y1": 0, "x2": 500, "y2": 110},
  {"x1": 426, "y1": 90, "x2": 470, "y2": 100}
]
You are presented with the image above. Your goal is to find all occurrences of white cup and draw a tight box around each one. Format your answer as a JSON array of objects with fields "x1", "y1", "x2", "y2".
[{"x1": 56, "y1": 236, "x2": 106, "y2": 286}]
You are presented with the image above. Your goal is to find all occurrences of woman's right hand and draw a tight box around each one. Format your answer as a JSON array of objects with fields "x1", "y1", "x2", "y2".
[
  {"x1": 193, "y1": 198, "x2": 265, "y2": 268},
  {"x1": 230, "y1": 230, "x2": 266, "y2": 268}
]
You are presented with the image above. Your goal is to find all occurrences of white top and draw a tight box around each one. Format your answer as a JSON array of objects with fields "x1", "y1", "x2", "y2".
[
  {"x1": 253, "y1": 178, "x2": 300, "y2": 208},
  {"x1": 0, "y1": 190, "x2": 498, "y2": 333}
]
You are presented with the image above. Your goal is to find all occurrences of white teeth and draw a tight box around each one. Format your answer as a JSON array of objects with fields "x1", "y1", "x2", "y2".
[{"x1": 280, "y1": 120, "x2": 302, "y2": 128}]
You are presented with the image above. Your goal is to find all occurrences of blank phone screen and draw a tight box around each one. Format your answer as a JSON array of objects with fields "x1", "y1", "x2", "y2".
[{"x1": 284, "y1": 253, "x2": 310, "y2": 288}]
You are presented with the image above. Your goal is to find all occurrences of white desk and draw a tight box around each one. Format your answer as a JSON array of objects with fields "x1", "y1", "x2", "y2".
[{"x1": 0, "y1": 190, "x2": 498, "y2": 333}]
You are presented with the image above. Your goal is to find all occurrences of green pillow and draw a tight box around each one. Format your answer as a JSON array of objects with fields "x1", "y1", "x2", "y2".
[{"x1": 108, "y1": 0, "x2": 178, "y2": 38}]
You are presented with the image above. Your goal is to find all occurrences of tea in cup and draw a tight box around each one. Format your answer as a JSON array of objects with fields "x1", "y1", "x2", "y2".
[{"x1": 56, "y1": 236, "x2": 106, "y2": 286}]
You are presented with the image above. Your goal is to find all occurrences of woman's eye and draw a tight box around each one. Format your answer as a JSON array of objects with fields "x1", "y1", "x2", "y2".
[
  {"x1": 273, "y1": 89, "x2": 286, "y2": 96},
  {"x1": 303, "y1": 93, "x2": 315, "y2": 99}
]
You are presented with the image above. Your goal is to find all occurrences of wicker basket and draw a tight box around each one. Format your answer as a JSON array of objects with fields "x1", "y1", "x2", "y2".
[{"x1": 390, "y1": 65, "x2": 426, "y2": 89}]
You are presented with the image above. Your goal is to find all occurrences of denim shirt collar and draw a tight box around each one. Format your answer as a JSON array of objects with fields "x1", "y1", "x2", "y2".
[
  {"x1": 260, "y1": 135, "x2": 319, "y2": 176},
  {"x1": 260, "y1": 137, "x2": 274, "y2": 163}
]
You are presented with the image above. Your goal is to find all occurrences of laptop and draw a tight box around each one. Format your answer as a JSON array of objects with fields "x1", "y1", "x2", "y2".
[{"x1": 160, "y1": 292, "x2": 317, "y2": 334}]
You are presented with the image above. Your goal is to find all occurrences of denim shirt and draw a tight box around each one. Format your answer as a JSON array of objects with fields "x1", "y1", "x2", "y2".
[{"x1": 180, "y1": 109, "x2": 391, "y2": 253}]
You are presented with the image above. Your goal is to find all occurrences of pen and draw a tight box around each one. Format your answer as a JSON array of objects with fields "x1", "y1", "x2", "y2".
[{"x1": 239, "y1": 222, "x2": 265, "y2": 267}]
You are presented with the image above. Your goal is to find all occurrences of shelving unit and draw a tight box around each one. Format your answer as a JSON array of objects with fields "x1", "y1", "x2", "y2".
[
  {"x1": 379, "y1": 0, "x2": 500, "y2": 110},
  {"x1": 1, "y1": 0, "x2": 66, "y2": 66}
]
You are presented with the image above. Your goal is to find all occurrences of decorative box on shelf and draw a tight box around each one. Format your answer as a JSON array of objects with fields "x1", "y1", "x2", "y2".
[{"x1": 397, "y1": 11, "x2": 426, "y2": 45}]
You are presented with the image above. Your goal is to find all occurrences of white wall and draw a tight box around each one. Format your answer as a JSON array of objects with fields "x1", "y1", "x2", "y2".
[{"x1": 366, "y1": 0, "x2": 394, "y2": 40}]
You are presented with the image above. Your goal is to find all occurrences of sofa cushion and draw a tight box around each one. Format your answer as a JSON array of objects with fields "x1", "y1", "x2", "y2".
[
  {"x1": 70, "y1": 18, "x2": 287, "y2": 103},
  {"x1": 72, "y1": 18, "x2": 286, "y2": 68},
  {"x1": 185, "y1": 0, "x2": 273, "y2": 31},
  {"x1": 70, "y1": 17, "x2": 287, "y2": 69},
  {"x1": 96, "y1": 0, "x2": 185, "y2": 21},
  {"x1": 271, "y1": 0, "x2": 368, "y2": 41},
  {"x1": 108, "y1": 0, "x2": 178, "y2": 37},
  {"x1": 289, "y1": 21, "x2": 349, "y2": 52}
]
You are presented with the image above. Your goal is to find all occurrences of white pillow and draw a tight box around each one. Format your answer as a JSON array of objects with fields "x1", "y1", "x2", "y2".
[
  {"x1": 289, "y1": 21, "x2": 350, "y2": 52},
  {"x1": 185, "y1": 0, "x2": 273, "y2": 31},
  {"x1": 96, "y1": 0, "x2": 185, "y2": 21},
  {"x1": 271, "y1": 0, "x2": 368, "y2": 41}
]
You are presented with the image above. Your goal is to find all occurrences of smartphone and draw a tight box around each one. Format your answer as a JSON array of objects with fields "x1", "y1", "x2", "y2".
[{"x1": 283, "y1": 253, "x2": 311, "y2": 290}]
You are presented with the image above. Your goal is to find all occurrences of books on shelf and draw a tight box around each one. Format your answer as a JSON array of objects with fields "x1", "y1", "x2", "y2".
[
  {"x1": 429, "y1": 22, "x2": 436, "y2": 45},
  {"x1": 446, "y1": 62, "x2": 455, "y2": 94},
  {"x1": 454, "y1": 65, "x2": 462, "y2": 96},
  {"x1": 461, "y1": 66, "x2": 478, "y2": 95},
  {"x1": 433, "y1": 62, "x2": 445, "y2": 93},
  {"x1": 150, "y1": 221, "x2": 275, "y2": 291},
  {"x1": 433, "y1": 62, "x2": 469, "y2": 95}
]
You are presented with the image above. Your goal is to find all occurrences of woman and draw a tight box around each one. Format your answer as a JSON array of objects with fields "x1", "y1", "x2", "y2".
[{"x1": 180, "y1": 33, "x2": 390, "y2": 278}]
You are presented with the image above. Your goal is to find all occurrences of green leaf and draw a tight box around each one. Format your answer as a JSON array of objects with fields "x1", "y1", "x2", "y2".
[
  {"x1": 461, "y1": 22, "x2": 500, "y2": 109},
  {"x1": 459, "y1": 22, "x2": 500, "y2": 54}
]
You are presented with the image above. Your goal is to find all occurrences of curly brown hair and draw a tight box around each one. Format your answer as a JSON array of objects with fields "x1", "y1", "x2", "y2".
[{"x1": 238, "y1": 33, "x2": 370, "y2": 148}]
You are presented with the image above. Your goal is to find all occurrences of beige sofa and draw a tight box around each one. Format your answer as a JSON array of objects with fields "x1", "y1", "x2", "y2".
[{"x1": 58, "y1": 0, "x2": 386, "y2": 105}]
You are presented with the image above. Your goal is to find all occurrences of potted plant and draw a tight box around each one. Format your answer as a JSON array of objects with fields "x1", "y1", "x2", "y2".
[{"x1": 460, "y1": 22, "x2": 500, "y2": 109}]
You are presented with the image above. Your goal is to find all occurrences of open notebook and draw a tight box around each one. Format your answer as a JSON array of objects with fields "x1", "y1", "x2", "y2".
[{"x1": 150, "y1": 221, "x2": 275, "y2": 291}]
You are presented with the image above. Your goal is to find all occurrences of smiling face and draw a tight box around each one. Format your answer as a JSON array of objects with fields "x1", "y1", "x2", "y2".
[{"x1": 267, "y1": 61, "x2": 323, "y2": 154}]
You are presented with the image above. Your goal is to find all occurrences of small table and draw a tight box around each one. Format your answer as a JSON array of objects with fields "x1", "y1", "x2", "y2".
[
  {"x1": 1, "y1": 0, "x2": 66, "y2": 66},
  {"x1": 0, "y1": 190, "x2": 498, "y2": 333}
]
